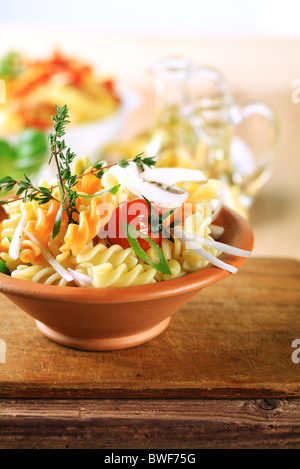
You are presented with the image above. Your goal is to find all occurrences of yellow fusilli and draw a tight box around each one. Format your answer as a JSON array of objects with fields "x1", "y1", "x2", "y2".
[{"x1": 0, "y1": 156, "x2": 228, "y2": 287}]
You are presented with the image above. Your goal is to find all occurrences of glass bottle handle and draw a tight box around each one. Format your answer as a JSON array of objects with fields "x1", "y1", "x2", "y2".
[
  {"x1": 231, "y1": 101, "x2": 281, "y2": 196},
  {"x1": 187, "y1": 65, "x2": 228, "y2": 98},
  {"x1": 181, "y1": 65, "x2": 229, "y2": 138}
]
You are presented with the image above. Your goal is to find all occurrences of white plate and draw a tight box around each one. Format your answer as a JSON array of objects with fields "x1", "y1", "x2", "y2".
[{"x1": 36, "y1": 86, "x2": 141, "y2": 182}]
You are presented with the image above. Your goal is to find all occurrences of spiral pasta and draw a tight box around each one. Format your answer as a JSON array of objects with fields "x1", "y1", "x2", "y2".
[
  {"x1": 75, "y1": 243, "x2": 138, "y2": 271},
  {"x1": 0, "y1": 156, "x2": 231, "y2": 288},
  {"x1": 145, "y1": 237, "x2": 184, "y2": 282},
  {"x1": 10, "y1": 250, "x2": 76, "y2": 285},
  {"x1": 0, "y1": 211, "x2": 24, "y2": 271},
  {"x1": 63, "y1": 192, "x2": 116, "y2": 256},
  {"x1": 101, "y1": 171, "x2": 129, "y2": 205},
  {"x1": 65, "y1": 241, "x2": 157, "y2": 287},
  {"x1": 181, "y1": 212, "x2": 221, "y2": 272},
  {"x1": 11, "y1": 264, "x2": 70, "y2": 286},
  {"x1": 90, "y1": 263, "x2": 157, "y2": 288},
  {"x1": 1, "y1": 212, "x2": 22, "y2": 249}
]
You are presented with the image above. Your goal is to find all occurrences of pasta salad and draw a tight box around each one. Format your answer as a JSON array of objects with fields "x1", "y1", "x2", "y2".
[
  {"x1": 0, "y1": 105, "x2": 251, "y2": 288},
  {"x1": 0, "y1": 51, "x2": 120, "y2": 132}
]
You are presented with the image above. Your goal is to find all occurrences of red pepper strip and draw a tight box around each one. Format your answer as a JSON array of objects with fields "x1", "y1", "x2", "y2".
[{"x1": 13, "y1": 69, "x2": 57, "y2": 98}]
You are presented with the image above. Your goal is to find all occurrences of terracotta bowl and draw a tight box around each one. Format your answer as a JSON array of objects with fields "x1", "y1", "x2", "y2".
[{"x1": 0, "y1": 206, "x2": 254, "y2": 351}]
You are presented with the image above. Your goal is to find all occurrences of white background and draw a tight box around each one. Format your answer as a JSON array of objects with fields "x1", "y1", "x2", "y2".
[
  {"x1": 1, "y1": 0, "x2": 299, "y2": 94},
  {"x1": 1, "y1": 0, "x2": 300, "y2": 37}
]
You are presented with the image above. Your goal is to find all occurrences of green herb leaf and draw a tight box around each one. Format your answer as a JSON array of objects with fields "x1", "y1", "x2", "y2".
[
  {"x1": 0, "y1": 52, "x2": 23, "y2": 78},
  {"x1": 161, "y1": 209, "x2": 175, "y2": 220},
  {"x1": 52, "y1": 202, "x2": 63, "y2": 240},
  {"x1": 123, "y1": 222, "x2": 171, "y2": 275},
  {"x1": 0, "y1": 176, "x2": 14, "y2": 185},
  {"x1": 79, "y1": 184, "x2": 120, "y2": 199},
  {"x1": 0, "y1": 259, "x2": 10, "y2": 276},
  {"x1": 49, "y1": 104, "x2": 80, "y2": 225},
  {"x1": 133, "y1": 153, "x2": 156, "y2": 171},
  {"x1": 118, "y1": 158, "x2": 130, "y2": 168}
]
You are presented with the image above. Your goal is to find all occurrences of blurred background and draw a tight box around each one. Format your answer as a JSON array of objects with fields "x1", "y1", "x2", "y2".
[{"x1": 0, "y1": 0, "x2": 299, "y2": 259}]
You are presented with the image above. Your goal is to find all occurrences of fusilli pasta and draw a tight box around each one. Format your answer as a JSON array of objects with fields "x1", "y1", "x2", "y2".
[{"x1": 0, "y1": 156, "x2": 229, "y2": 287}]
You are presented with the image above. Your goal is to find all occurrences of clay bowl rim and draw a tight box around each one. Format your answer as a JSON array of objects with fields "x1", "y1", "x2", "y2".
[{"x1": 0, "y1": 206, "x2": 254, "y2": 304}]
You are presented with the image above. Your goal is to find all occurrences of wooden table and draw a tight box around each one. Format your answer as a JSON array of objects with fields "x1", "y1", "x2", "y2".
[{"x1": 0, "y1": 257, "x2": 299, "y2": 449}]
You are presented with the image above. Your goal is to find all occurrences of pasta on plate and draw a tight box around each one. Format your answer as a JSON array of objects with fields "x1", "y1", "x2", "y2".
[
  {"x1": 0, "y1": 156, "x2": 237, "y2": 288},
  {"x1": 0, "y1": 51, "x2": 120, "y2": 133}
]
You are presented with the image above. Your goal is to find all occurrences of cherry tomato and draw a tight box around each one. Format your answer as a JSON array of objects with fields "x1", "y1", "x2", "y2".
[{"x1": 107, "y1": 198, "x2": 170, "y2": 251}]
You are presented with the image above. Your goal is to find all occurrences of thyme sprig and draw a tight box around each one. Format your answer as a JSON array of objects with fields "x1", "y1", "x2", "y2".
[
  {"x1": 0, "y1": 104, "x2": 176, "y2": 275},
  {"x1": 0, "y1": 175, "x2": 59, "y2": 205},
  {"x1": 0, "y1": 104, "x2": 157, "y2": 241},
  {"x1": 49, "y1": 104, "x2": 79, "y2": 227},
  {"x1": 84, "y1": 152, "x2": 156, "y2": 180},
  {"x1": 1, "y1": 142, "x2": 156, "y2": 208}
]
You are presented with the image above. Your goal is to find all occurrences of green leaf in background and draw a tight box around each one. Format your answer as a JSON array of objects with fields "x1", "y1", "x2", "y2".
[
  {"x1": 0, "y1": 52, "x2": 24, "y2": 78},
  {"x1": 0, "y1": 140, "x2": 18, "y2": 178},
  {"x1": 16, "y1": 129, "x2": 48, "y2": 161},
  {"x1": 0, "y1": 259, "x2": 10, "y2": 276},
  {"x1": 0, "y1": 140, "x2": 16, "y2": 161},
  {"x1": 0, "y1": 130, "x2": 48, "y2": 186},
  {"x1": 123, "y1": 222, "x2": 171, "y2": 275}
]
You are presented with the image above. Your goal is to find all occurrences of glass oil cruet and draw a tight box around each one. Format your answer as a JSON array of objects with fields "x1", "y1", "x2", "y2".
[
  {"x1": 144, "y1": 56, "x2": 227, "y2": 169},
  {"x1": 184, "y1": 91, "x2": 281, "y2": 217},
  {"x1": 150, "y1": 56, "x2": 281, "y2": 218},
  {"x1": 101, "y1": 55, "x2": 280, "y2": 219}
]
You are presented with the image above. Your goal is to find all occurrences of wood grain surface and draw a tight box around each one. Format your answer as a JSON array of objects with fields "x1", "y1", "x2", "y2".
[
  {"x1": 1, "y1": 398, "x2": 300, "y2": 449},
  {"x1": 0, "y1": 257, "x2": 299, "y2": 399}
]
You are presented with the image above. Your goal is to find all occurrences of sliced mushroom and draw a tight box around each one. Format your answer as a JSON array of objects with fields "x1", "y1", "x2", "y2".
[
  {"x1": 126, "y1": 177, "x2": 189, "y2": 205},
  {"x1": 141, "y1": 167, "x2": 207, "y2": 185},
  {"x1": 107, "y1": 163, "x2": 209, "y2": 205}
]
